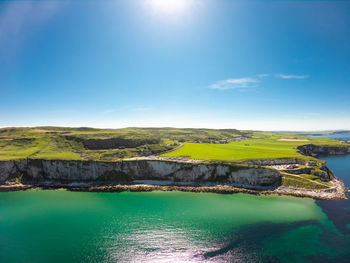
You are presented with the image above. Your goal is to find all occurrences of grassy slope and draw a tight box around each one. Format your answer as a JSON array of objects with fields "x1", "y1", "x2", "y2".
[
  {"x1": 281, "y1": 174, "x2": 331, "y2": 190},
  {"x1": 160, "y1": 132, "x2": 347, "y2": 190},
  {"x1": 1, "y1": 127, "x2": 347, "y2": 191},
  {"x1": 0, "y1": 130, "x2": 83, "y2": 160},
  {"x1": 0, "y1": 127, "x2": 249, "y2": 161},
  {"x1": 0, "y1": 127, "x2": 345, "y2": 163}
]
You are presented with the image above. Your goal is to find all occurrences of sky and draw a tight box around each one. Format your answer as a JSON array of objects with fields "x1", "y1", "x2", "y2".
[{"x1": 0, "y1": 0, "x2": 350, "y2": 131}]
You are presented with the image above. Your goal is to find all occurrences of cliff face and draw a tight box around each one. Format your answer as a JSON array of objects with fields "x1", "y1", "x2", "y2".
[
  {"x1": 0, "y1": 159, "x2": 281, "y2": 188},
  {"x1": 298, "y1": 144, "x2": 350, "y2": 157},
  {"x1": 242, "y1": 157, "x2": 334, "y2": 181}
]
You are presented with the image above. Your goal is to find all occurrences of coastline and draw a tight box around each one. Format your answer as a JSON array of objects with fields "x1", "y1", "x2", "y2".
[
  {"x1": 0, "y1": 177, "x2": 345, "y2": 200},
  {"x1": 1, "y1": 142, "x2": 349, "y2": 200}
]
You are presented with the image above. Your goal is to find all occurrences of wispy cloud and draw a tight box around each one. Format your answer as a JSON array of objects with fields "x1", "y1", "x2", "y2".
[
  {"x1": 277, "y1": 74, "x2": 308, "y2": 79},
  {"x1": 209, "y1": 73, "x2": 308, "y2": 91},
  {"x1": 209, "y1": 78, "x2": 258, "y2": 91},
  {"x1": 257, "y1": 74, "x2": 269, "y2": 78}
]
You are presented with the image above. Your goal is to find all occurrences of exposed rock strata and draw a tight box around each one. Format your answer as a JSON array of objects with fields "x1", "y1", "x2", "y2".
[
  {"x1": 298, "y1": 144, "x2": 350, "y2": 157},
  {"x1": 0, "y1": 179, "x2": 345, "y2": 200},
  {"x1": 282, "y1": 167, "x2": 313, "y2": 175},
  {"x1": 0, "y1": 159, "x2": 281, "y2": 188},
  {"x1": 1, "y1": 142, "x2": 349, "y2": 199},
  {"x1": 281, "y1": 165, "x2": 333, "y2": 182},
  {"x1": 242, "y1": 158, "x2": 308, "y2": 166}
]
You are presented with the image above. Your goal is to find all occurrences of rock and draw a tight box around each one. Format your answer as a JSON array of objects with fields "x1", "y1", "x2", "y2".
[
  {"x1": 297, "y1": 144, "x2": 350, "y2": 157},
  {"x1": 242, "y1": 158, "x2": 307, "y2": 166},
  {"x1": 282, "y1": 167, "x2": 313, "y2": 175},
  {"x1": 0, "y1": 159, "x2": 281, "y2": 188}
]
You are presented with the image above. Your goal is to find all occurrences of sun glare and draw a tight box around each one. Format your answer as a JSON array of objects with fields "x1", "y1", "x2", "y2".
[{"x1": 148, "y1": 0, "x2": 191, "y2": 15}]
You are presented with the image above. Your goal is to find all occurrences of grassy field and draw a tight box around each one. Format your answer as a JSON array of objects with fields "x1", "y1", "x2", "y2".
[
  {"x1": 281, "y1": 174, "x2": 331, "y2": 190},
  {"x1": 0, "y1": 127, "x2": 347, "y2": 191},
  {"x1": 0, "y1": 127, "x2": 345, "y2": 162},
  {"x1": 0, "y1": 127, "x2": 249, "y2": 161},
  {"x1": 161, "y1": 133, "x2": 343, "y2": 161}
]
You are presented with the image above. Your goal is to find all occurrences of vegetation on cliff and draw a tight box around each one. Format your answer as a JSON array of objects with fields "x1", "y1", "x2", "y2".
[
  {"x1": 0, "y1": 127, "x2": 251, "y2": 161},
  {"x1": 0, "y1": 127, "x2": 345, "y2": 162},
  {"x1": 0, "y1": 127, "x2": 348, "y2": 195}
]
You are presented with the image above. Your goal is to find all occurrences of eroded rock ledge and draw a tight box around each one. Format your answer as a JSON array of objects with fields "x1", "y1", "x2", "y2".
[
  {"x1": 297, "y1": 144, "x2": 350, "y2": 157},
  {"x1": 0, "y1": 158, "x2": 346, "y2": 200},
  {"x1": 0, "y1": 179, "x2": 345, "y2": 200},
  {"x1": 0, "y1": 159, "x2": 281, "y2": 188}
]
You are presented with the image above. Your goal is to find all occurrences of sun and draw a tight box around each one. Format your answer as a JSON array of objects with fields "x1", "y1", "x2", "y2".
[{"x1": 148, "y1": 0, "x2": 191, "y2": 15}]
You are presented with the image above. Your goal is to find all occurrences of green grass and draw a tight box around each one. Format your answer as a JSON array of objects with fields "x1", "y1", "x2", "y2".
[
  {"x1": 0, "y1": 127, "x2": 346, "y2": 162},
  {"x1": 161, "y1": 141, "x2": 300, "y2": 161},
  {"x1": 0, "y1": 135, "x2": 82, "y2": 160},
  {"x1": 281, "y1": 174, "x2": 330, "y2": 190},
  {"x1": 0, "y1": 127, "x2": 345, "y2": 190},
  {"x1": 161, "y1": 134, "x2": 343, "y2": 162},
  {"x1": 0, "y1": 127, "x2": 250, "y2": 161}
]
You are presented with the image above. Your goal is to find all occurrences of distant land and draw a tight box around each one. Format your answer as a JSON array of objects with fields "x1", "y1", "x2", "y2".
[
  {"x1": 271, "y1": 130, "x2": 350, "y2": 136},
  {"x1": 0, "y1": 127, "x2": 349, "y2": 199}
]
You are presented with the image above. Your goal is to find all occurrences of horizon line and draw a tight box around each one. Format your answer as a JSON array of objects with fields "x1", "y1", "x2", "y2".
[{"x1": 0, "y1": 125, "x2": 349, "y2": 133}]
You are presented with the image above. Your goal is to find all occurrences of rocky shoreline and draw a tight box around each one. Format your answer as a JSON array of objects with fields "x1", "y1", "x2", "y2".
[
  {"x1": 0, "y1": 177, "x2": 345, "y2": 200},
  {"x1": 0, "y1": 159, "x2": 282, "y2": 188},
  {"x1": 0, "y1": 143, "x2": 349, "y2": 200}
]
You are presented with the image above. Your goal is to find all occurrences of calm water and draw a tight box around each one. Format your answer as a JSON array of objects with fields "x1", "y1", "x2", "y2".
[
  {"x1": 312, "y1": 132, "x2": 350, "y2": 140},
  {"x1": 0, "y1": 157, "x2": 350, "y2": 262}
]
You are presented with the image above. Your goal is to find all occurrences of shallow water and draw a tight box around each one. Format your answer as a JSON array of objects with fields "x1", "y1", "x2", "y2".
[{"x1": 0, "y1": 156, "x2": 350, "y2": 262}]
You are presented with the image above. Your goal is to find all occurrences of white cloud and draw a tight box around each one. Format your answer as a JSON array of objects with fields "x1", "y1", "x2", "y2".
[
  {"x1": 277, "y1": 74, "x2": 308, "y2": 79},
  {"x1": 209, "y1": 77, "x2": 258, "y2": 90},
  {"x1": 257, "y1": 74, "x2": 269, "y2": 78}
]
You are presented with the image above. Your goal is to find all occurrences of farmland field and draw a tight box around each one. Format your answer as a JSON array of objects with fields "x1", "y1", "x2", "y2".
[{"x1": 161, "y1": 136, "x2": 342, "y2": 161}]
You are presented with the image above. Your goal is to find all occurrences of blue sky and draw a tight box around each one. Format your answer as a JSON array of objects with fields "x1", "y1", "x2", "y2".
[{"x1": 1, "y1": 0, "x2": 349, "y2": 130}]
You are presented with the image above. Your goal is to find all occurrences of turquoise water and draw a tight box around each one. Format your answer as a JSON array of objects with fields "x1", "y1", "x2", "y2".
[
  {"x1": 0, "y1": 191, "x2": 336, "y2": 262},
  {"x1": 0, "y1": 156, "x2": 350, "y2": 262}
]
